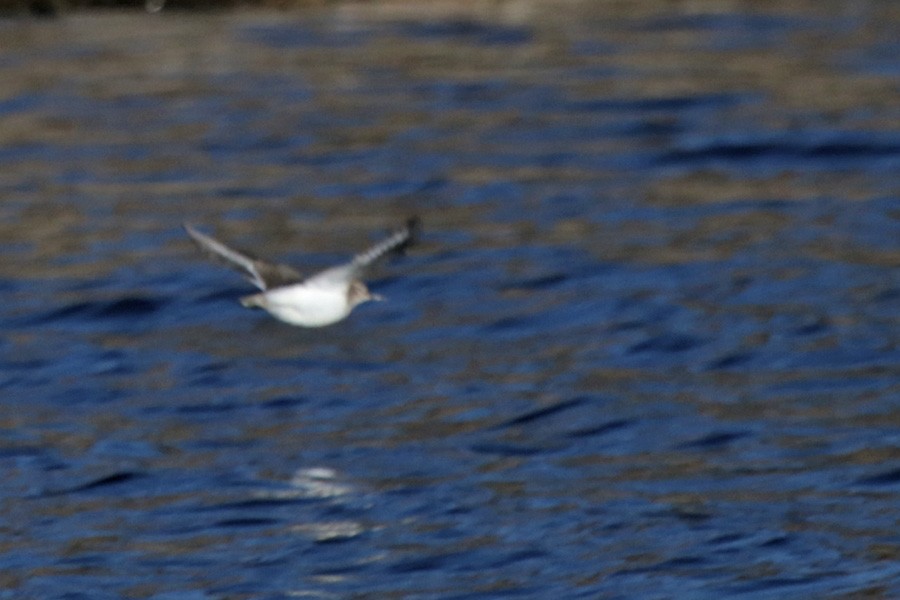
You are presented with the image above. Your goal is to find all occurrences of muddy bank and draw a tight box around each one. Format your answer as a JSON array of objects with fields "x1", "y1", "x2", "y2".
[{"x1": 2, "y1": 0, "x2": 331, "y2": 16}]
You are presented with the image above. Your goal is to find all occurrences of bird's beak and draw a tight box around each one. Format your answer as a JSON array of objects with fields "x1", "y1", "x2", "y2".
[{"x1": 370, "y1": 293, "x2": 386, "y2": 302}]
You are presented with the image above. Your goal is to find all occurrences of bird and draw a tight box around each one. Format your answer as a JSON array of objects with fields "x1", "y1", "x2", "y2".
[{"x1": 184, "y1": 217, "x2": 419, "y2": 327}]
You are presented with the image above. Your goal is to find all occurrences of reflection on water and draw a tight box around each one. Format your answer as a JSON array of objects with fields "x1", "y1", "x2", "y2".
[{"x1": 1, "y1": 1, "x2": 898, "y2": 597}]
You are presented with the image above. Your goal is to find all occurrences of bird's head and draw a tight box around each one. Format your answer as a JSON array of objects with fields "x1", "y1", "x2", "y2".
[{"x1": 348, "y1": 281, "x2": 385, "y2": 307}]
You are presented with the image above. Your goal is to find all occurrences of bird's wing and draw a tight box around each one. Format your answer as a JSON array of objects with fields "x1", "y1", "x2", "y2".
[
  {"x1": 304, "y1": 217, "x2": 420, "y2": 287},
  {"x1": 184, "y1": 223, "x2": 304, "y2": 291}
]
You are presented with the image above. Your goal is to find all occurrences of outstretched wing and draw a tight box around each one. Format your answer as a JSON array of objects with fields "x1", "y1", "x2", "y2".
[
  {"x1": 305, "y1": 217, "x2": 420, "y2": 287},
  {"x1": 352, "y1": 216, "x2": 419, "y2": 270},
  {"x1": 184, "y1": 223, "x2": 304, "y2": 291}
]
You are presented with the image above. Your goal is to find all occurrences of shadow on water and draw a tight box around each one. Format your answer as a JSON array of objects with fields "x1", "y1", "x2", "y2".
[{"x1": 0, "y1": 0, "x2": 899, "y2": 597}]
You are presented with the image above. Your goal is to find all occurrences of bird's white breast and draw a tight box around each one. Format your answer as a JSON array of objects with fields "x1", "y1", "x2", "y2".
[{"x1": 262, "y1": 284, "x2": 351, "y2": 327}]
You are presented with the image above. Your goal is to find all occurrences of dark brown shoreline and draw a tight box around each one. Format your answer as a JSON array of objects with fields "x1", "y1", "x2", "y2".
[{"x1": 1, "y1": 0, "x2": 335, "y2": 16}]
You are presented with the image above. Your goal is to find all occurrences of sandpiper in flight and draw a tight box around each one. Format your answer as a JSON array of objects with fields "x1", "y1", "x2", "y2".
[{"x1": 185, "y1": 217, "x2": 419, "y2": 327}]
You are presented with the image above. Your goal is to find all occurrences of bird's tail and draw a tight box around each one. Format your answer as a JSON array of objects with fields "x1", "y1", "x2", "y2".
[{"x1": 240, "y1": 293, "x2": 266, "y2": 309}]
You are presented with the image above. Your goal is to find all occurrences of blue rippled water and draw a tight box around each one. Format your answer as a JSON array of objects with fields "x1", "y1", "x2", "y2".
[{"x1": 0, "y1": 2, "x2": 898, "y2": 598}]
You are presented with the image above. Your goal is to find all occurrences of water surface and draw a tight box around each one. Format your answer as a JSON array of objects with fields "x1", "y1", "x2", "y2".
[{"x1": 1, "y1": 1, "x2": 898, "y2": 598}]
